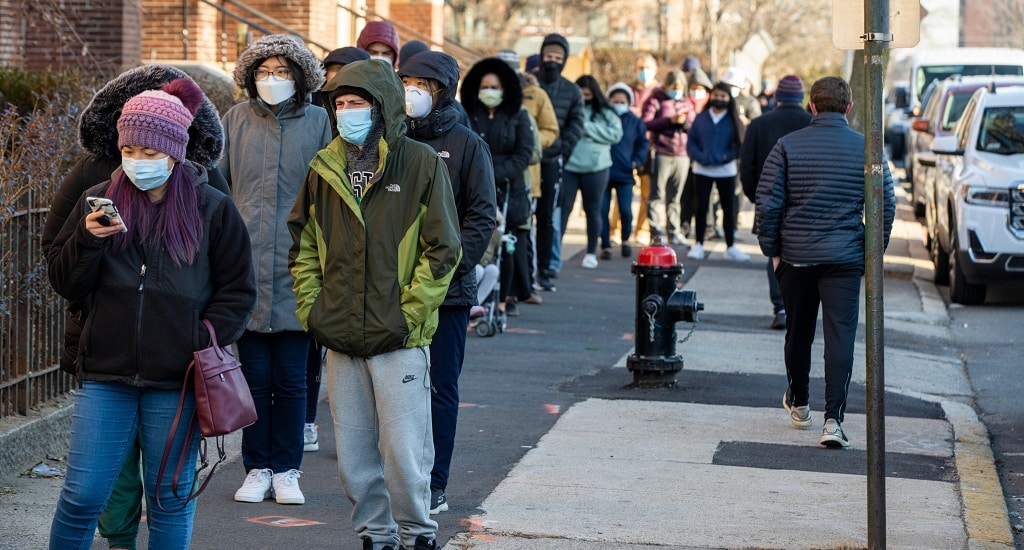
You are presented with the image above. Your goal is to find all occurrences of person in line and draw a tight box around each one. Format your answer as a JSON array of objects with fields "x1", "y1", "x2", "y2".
[
  {"x1": 461, "y1": 57, "x2": 535, "y2": 318},
  {"x1": 220, "y1": 33, "x2": 331, "y2": 505},
  {"x1": 642, "y1": 69, "x2": 695, "y2": 245},
  {"x1": 46, "y1": 78, "x2": 256, "y2": 548},
  {"x1": 560, "y1": 75, "x2": 622, "y2": 269},
  {"x1": 685, "y1": 82, "x2": 749, "y2": 262},
  {"x1": 357, "y1": 20, "x2": 401, "y2": 67},
  {"x1": 534, "y1": 33, "x2": 585, "y2": 291},
  {"x1": 600, "y1": 82, "x2": 648, "y2": 260},
  {"x1": 739, "y1": 75, "x2": 812, "y2": 330},
  {"x1": 494, "y1": 48, "x2": 559, "y2": 307},
  {"x1": 755, "y1": 76, "x2": 894, "y2": 448},
  {"x1": 679, "y1": 66, "x2": 714, "y2": 241},
  {"x1": 629, "y1": 54, "x2": 661, "y2": 244},
  {"x1": 398, "y1": 40, "x2": 429, "y2": 70},
  {"x1": 41, "y1": 65, "x2": 229, "y2": 550},
  {"x1": 720, "y1": 66, "x2": 762, "y2": 125},
  {"x1": 324, "y1": 46, "x2": 371, "y2": 84},
  {"x1": 289, "y1": 59, "x2": 461, "y2": 550},
  {"x1": 397, "y1": 51, "x2": 497, "y2": 516}
]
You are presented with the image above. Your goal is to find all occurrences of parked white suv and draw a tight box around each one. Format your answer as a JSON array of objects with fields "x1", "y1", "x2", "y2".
[{"x1": 929, "y1": 85, "x2": 1024, "y2": 304}]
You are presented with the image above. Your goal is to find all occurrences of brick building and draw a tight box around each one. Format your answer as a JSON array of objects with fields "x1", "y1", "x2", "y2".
[{"x1": 0, "y1": 0, "x2": 447, "y2": 72}]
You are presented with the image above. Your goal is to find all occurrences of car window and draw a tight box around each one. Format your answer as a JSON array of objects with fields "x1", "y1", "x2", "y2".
[
  {"x1": 918, "y1": 65, "x2": 1024, "y2": 98},
  {"x1": 977, "y1": 106, "x2": 1024, "y2": 154},
  {"x1": 956, "y1": 101, "x2": 976, "y2": 150},
  {"x1": 940, "y1": 91, "x2": 975, "y2": 131},
  {"x1": 922, "y1": 87, "x2": 942, "y2": 121}
]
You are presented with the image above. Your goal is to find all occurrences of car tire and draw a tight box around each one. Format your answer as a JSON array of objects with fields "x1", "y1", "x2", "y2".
[
  {"x1": 948, "y1": 230, "x2": 986, "y2": 305},
  {"x1": 931, "y1": 226, "x2": 949, "y2": 285}
]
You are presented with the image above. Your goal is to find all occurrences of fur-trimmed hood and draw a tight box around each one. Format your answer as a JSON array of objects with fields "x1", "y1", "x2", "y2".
[
  {"x1": 78, "y1": 64, "x2": 224, "y2": 167},
  {"x1": 461, "y1": 57, "x2": 524, "y2": 117},
  {"x1": 233, "y1": 34, "x2": 326, "y2": 94}
]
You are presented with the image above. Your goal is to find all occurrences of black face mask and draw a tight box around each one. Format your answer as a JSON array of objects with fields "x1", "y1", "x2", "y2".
[
  {"x1": 708, "y1": 99, "x2": 729, "y2": 110},
  {"x1": 539, "y1": 61, "x2": 562, "y2": 83}
]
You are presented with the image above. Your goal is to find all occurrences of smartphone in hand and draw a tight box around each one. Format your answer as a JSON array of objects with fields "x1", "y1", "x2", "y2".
[{"x1": 86, "y1": 196, "x2": 127, "y2": 233}]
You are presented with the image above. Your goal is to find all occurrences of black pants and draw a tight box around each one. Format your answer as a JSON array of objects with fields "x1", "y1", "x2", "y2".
[
  {"x1": 694, "y1": 174, "x2": 737, "y2": 246},
  {"x1": 500, "y1": 226, "x2": 532, "y2": 301},
  {"x1": 766, "y1": 258, "x2": 784, "y2": 314},
  {"x1": 535, "y1": 159, "x2": 562, "y2": 277},
  {"x1": 776, "y1": 261, "x2": 862, "y2": 423}
]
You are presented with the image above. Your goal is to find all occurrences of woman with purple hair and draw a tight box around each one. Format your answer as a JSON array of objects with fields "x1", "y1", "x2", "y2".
[{"x1": 45, "y1": 78, "x2": 256, "y2": 548}]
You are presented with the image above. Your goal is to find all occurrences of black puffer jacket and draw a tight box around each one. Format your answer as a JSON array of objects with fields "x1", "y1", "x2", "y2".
[
  {"x1": 46, "y1": 165, "x2": 256, "y2": 388},
  {"x1": 755, "y1": 112, "x2": 895, "y2": 265},
  {"x1": 397, "y1": 52, "x2": 497, "y2": 307},
  {"x1": 536, "y1": 35, "x2": 585, "y2": 163},
  {"x1": 461, "y1": 57, "x2": 534, "y2": 230},
  {"x1": 42, "y1": 65, "x2": 229, "y2": 374}
]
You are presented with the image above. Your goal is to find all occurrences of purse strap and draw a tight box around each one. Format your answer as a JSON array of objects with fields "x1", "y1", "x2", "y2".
[
  {"x1": 201, "y1": 318, "x2": 219, "y2": 348},
  {"x1": 155, "y1": 360, "x2": 230, "y2": 513}
]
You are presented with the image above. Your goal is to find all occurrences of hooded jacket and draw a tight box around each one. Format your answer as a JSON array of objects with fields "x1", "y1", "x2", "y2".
[
  {"x1": 519, "y1": 74, "x2": 559, "y2": 197},
  {"x1": 221, "y1": 38, "x2": 332, "y2": 333},
  {"x1": 462, "y1": 57, "x2": 535, "y2": 229},
  {"x1": 607, "y1": 82, "x2": 650, "y2": 184},
  {"x1": 564, "y1": 102, "x2": 622, "y2": 174},
  {"x1": 536, "y1": 34, "x2": 586, "y2": 163},
  {"x1": 398, "y1": 51, "x2": 497, "y2": 307},
  {"x1": 42, "y1": 64, "x2": 230, "y2": 375},
  {"x1": 755, "y1": 112, "x2": 895, "y2": 265},
  {"x1": 356, "y1": 21, "x2": 401, "y2": 67},
  {"x1": 288, "y1": 60, "x2": 462, "y2": 357},
  {"x1": 642, "y1": 87, "x2": 696, "y2": 156},
  {"x1": 46, "y1": 164, "x2": 256, "y2": 387}
]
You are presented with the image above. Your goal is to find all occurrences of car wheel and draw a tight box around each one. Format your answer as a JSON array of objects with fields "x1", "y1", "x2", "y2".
[
  {"x1": 931, "y1": 224, "x2": 949, "y2": 285},
  {"x1": 948, "y1": 230, "x2": 985, "y2": 305}
]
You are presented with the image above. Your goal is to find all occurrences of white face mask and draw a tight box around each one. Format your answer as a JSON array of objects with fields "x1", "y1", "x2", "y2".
[
  {"x1": 730, "y1": 87, "x2": 741, "y2": 98},
  {"x1": 689, "y1": 89, "x2": 707, "y2": 100},
  {"x1": 405, "y1": 86, "x2": 433, "y2": 119},
  {"x1": 370, "y1": 55, "x2": 393, "y2": 65},
  {"x1": 256, "y1": 76, "x2": 296, "y2": 105}
]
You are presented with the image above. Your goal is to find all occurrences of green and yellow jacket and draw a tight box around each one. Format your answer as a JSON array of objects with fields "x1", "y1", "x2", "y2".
[{"x1": 288, "y1": 60, "x2": 461, "y2": 357}]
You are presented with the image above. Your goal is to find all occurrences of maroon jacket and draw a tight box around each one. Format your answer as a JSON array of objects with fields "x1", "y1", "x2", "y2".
[{"x1": 641, "y1": 90, "x2": 696, "y2": 157}]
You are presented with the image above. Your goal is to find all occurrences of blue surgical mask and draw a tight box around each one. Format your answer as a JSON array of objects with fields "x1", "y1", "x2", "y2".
[
  {"x1": 122, "y1": 157, "x2": 173, "y2": 191},
  {"x1": 337, "y1": 107, "x2": 373, "y2": 146},
  {"x1": 611, "y1": 103, "x2": 630, "y2": 116},
  {"x1": 666, "y1": 90, "x2": 683, "y2": 100},
  {"x1": 638, "y1": 69, "x2": 655, "y2": 83}
]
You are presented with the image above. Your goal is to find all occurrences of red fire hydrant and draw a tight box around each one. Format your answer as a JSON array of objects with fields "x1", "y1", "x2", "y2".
[{"x1": 627, "y1": 237, "x2": 703, "y2": 387}]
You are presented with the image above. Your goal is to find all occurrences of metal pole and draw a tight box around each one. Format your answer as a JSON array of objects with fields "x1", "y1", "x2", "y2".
[{"x1": 862, "y1": 0, "x2": 888, "y2": 547}]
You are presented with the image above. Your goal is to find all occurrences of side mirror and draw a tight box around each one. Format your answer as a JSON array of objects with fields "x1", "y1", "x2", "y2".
[
  {"x1": 931, "y1": 135, "x2": 964, "y2": 156},
  {"x1": 893, "y1": 87, "x2": 910, "y2": 109},
  {"x1": 911, "y1": 119, "x2": 930, "y2": 133}
]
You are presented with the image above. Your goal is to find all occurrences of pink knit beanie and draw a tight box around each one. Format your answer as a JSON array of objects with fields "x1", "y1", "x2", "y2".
[
  {"x1": 357, "y1": 21, "x2": 400, "y2": 66},
  {"x1": 117, "y1": 78, "x2": 205, "y2": 162}
]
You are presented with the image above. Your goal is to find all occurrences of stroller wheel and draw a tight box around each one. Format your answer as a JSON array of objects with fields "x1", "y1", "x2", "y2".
[{"x1": 475, "y1": 320, "x2": 495, "y2": 337}]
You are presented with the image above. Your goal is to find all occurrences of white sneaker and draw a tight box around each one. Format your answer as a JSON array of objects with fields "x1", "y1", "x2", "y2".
[
  {"x1": 272, "y1": 469, "x2": 305, "y2": 504},
  {"x1": 234, "y1": 468, "x2": 273, "y2": 503},
  {"x1": 303, "y1": 424, "x2": 319, "y2": 452},
  {"x1": 723, "y1": 245, "x2": 750, "y2": 262},
  {"x1": 581, "y1": 254, "x2": 598, "y2": 269},
  {"x1": 686, "y1": 243, "x2": 705, "y2": 260}
]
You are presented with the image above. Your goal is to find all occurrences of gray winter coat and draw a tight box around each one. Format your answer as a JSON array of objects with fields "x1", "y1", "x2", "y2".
[
  {"x1": 755, "y1": 112, "x2": 895, "y2": 266},
  {"x1": 220, "y1": 93, "x2": 331, "y2": 332}
]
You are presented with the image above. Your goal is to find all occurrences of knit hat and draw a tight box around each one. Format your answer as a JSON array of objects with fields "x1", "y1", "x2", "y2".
[
  {"x1": 606, "y1": 82, "x2": 635, "y2": 106},
  {"x1": 357, "y1": 21, "x2": 400, "y2": 66},
  {"x1": 775, "y1": 74, "x2": 805, "y2": 104},
  {"x1": 117, "y1": 78, "x2": 204, "y2": 162},
  {"x1": 398, "y1": 40, "x2": 430, "y2": 67},
  {"x1": 495, "y1": 49, "x2": 521, "y2": 71},
  {"x1": 323, "y1": 46, "x2": 370, "y2": 68},
  {"x1": 682, "y1": 55, "x2": 701, "y2": 73},
  {"x1": 525, "y1": 54, "x2": 540, "y2": 73},
  {"x1": 332, "y1": 85, "x2": 375, "y2": 105},
  {"x1": 689, "y1": 67, "x2": 714, "y2": 91}
]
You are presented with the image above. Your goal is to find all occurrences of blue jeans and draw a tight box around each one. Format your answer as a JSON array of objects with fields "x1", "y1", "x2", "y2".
[
  {"x1": 429, "y1": 305, "x2": 470, "y2": 491},
  {"x1": 237, "y1": 330, "x2": 309, "y2": 473},
  {"x1": 50, "y1": 381, "x2": 200, "y2": 550}
]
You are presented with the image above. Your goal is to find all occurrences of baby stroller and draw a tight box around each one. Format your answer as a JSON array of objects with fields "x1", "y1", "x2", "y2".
[{"x1": 471, "y1": 186, "x2": 514, "y2": 337}]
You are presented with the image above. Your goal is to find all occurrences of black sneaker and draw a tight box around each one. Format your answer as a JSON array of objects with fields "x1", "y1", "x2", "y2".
[
  {"x1": 429, "y1": 488, "x2": 448, "y2": 514},
  {"x1": 621, "y1": 244, "x2": 632, "y2": 257},
  {"x1": 537, "y1": 275, "x2": 556, "y2": 292},
  {"x1": 363, "y1": 538, "x2": 395, "y2": 550},
  {"x1": 504, "y1": 300, "x2": 519, "y2": 317},
  {"x1": 398, "y1": 536, "x2": 437, "y2": 550},
  {"x1": 599, "y1": 248, "x2": 613, "y2": 260}
]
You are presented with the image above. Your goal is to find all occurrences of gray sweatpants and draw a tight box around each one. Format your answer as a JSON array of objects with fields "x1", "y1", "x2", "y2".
[{"x1": 325, "y1": 346, "x2": 437, "y2": 549}]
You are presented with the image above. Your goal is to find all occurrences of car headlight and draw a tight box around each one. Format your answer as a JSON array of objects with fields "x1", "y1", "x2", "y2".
[{"x1": 961, "y1": 185, "x2": 1010, "y2": 206}]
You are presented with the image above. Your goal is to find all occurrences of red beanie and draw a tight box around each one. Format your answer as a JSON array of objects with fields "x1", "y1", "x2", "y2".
[{"x1": 357, "y1": 21, "x2": 400, "y2": 67}]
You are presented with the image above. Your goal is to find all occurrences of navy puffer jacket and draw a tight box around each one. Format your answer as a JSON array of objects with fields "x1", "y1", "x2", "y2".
[{"x1": 755, "y1": 112, "x2": 895, "y2": 265}]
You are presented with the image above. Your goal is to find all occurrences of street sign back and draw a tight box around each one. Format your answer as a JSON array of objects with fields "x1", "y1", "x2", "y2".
[{"x1": 833, "y1": 0, "x2": 921, "y2": 50}]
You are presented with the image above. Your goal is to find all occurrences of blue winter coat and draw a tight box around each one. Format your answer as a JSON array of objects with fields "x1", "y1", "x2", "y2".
[
  {"x1": 686, "y1": 109, "x2": 739, "y2": 167},
  {"x1": 755, "y1": 112, "x2": 895, "y2": 265},
  {"x1": 609, "y1": 111, "x2": 649, "y2": 184}
]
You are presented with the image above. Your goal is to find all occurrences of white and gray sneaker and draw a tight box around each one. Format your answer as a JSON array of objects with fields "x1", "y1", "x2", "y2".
[
  {"x1": 723, "y1": 245, "x2": 750, "y2": 262},
  {"x1": 782, "y1": 392, "x2": 812, "y2": 429},
  {"x1": 303, "y1": 424, "x2": 319, "y2": 452},
  {"x1": 234, "y1": 468, "x2": 273, "y2": 502},
  {"x1": 273, "y1": 469, "x2": 305, "y2": 504},
  {"x1": 820, "y1": 419, "x2": 850, "y2": 448}
]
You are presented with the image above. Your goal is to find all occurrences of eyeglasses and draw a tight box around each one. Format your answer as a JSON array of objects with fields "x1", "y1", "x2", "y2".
[{"x1": 254, "y1": 68, "x2": 292, "y2": 81}]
